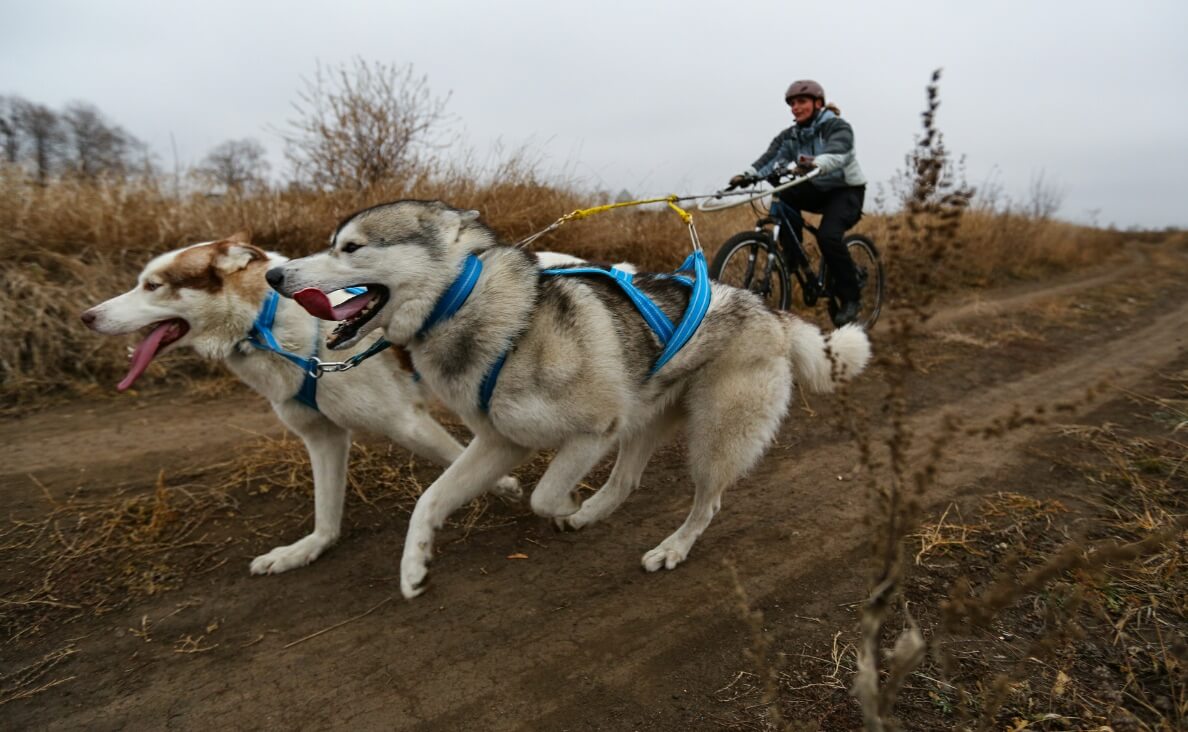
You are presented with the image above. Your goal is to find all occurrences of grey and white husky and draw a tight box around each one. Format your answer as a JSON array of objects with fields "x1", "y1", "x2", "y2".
[
  {"x1": 267, "y1": 200, "x2": 871, "y2": 599},
  {"x1": 80, "y1": 233, "x2": 521, "y2": 576}
]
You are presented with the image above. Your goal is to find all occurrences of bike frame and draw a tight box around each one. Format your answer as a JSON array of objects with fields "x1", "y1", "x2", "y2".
[{"x1": 760, "y1": 208, "x2": 832, "y2": 307}]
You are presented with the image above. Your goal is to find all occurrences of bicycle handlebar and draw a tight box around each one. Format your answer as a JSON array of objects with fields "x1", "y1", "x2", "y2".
[{"x1": 698, "y1": 168, "x2": 821, "y2": 212}]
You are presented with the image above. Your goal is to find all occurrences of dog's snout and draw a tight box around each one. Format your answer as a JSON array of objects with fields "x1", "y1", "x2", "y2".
[
  {"x1": 80, "y1": 308, "x2": 97, "y2": 328},
  {"x1": 265, "y1": 267, "x2": 285, "y2": 292}
]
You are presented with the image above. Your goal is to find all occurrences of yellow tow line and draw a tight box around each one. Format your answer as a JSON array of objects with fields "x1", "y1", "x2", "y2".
[{"x1": 516, "y1": 194, "x2": 701, "y2": 252}]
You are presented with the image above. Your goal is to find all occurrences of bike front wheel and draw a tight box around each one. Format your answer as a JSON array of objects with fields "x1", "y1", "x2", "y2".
[
  {"x1": 708, "y1": 231, "x2": 792, "y2": 310},
  {"x1": 832, "y1": 234, "x2": 884, "y2": 329}
]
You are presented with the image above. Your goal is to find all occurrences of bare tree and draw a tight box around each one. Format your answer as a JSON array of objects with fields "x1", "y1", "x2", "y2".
[
  {"x1": 61, "y1": 101, "x2": 143, "y2": 180},
  {"x1": 1026, "y1": 170, "x2": 1065, "y2": 221},
  {"x1": 0, "y1": 96, "x2": 20, "y2": 165},
  {"x1": 14, "y1": 99, "x2": 64, "y2": 184},
  {"x1": 281, "y1": 58, "x2": 452, "y2": 189},
  {"x1": 193, "y1": 137, "x2": 270, "y2": 192}
]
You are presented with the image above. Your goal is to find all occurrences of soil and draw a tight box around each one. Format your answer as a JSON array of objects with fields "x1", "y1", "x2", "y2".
[{"x1": 2, "y1": 242, "x2": 1186, "y2": 731}]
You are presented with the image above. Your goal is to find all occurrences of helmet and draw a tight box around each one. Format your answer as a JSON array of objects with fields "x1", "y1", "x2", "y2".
[{"x1": 785, "y1": 80, "x2": 825, "y2": 103}]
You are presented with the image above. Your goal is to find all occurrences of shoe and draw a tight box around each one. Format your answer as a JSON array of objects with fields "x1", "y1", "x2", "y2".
[{"x1": 831, "y1": 299, "x2": 861, "y2": 327}]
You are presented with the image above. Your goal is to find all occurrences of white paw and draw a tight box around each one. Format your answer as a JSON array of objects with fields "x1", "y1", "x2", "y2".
[
  {"x1": 400, "y1": 553, "x2": 430, "y2": 599},
  {"x1": 250, "y1": 534, "x2": 333, "y2": 575},
  {"x1": 641, "y1": 541, "x2": 689, "y2": 572},
  {"x1": 492, "y1": 475, "x2": 522, "y2": 501},
  {"x1": 530, "y1": 488, "x2": 580, "y2": 519},
  {"x1": 553, "y1": 507, "x2": 595, "y2": 532}
]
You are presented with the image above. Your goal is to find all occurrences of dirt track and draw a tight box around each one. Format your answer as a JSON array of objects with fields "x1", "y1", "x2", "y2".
[{"x1": 3, "y1": 243, "x2": 1186, "y2": 730}]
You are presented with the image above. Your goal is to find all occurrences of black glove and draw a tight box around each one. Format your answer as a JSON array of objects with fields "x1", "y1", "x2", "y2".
[
  {"x1": 765, "y1": 172, "x2": 783, "y2": 186},
  {"x1": 728, "y1": 173, "x2": 756, "y2": 189}
]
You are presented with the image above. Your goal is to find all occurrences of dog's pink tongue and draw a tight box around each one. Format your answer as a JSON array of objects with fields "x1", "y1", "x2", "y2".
[
  {"x1": 294, "y1": 288, "x2": 375, "y2": 321},
  {"x1": 117, "y1": 322, "x2": 175, "y2": 392}
]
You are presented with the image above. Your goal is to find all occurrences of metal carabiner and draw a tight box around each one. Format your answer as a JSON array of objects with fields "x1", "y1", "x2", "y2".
[{"x1": 307, "y1": 357, "x2": 357, "y2": 378}]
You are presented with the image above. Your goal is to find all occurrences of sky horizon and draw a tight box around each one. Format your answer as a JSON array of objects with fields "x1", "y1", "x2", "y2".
[{"x1": 4, "y1": 1, "x2": 1186, "y2": 230}]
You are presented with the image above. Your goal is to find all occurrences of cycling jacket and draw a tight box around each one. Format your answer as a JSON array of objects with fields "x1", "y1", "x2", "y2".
[{"x1": 746, "y1": 109, "x2": 867, "y2": 190}]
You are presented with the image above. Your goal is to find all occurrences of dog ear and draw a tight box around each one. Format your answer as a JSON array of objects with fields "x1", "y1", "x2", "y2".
[
  {"x1": 446, "y1": 209, "x2": 482, "y2": 245},
  {"x1": 214, "y1": 241, "x2": 266, "y2": 274},
  {"x1": 227, "y1": 230, "x2": 252, "y2": 245}
]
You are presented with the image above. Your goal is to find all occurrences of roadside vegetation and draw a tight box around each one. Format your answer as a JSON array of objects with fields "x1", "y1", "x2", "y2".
[
  {"x1": 2, "y1": 62, "x2": 1174, "y2": 405},
  {"x1": 1, "y1": 64, "x2": 1184, "y2": 727}
]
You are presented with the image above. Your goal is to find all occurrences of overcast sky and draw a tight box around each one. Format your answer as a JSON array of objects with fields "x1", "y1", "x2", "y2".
[{"x1": 4, "y1": 0, "x2": 1186, "y2": 228}]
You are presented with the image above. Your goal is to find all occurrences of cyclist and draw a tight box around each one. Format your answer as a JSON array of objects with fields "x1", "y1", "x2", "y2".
[{"x1": 729, "y1": 80, "x2": 867, "y2": 326}]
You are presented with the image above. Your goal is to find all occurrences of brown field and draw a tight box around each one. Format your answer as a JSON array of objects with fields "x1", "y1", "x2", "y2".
[{"x1": 1, "y1": 167, "x2": 1186, "y2": 730}]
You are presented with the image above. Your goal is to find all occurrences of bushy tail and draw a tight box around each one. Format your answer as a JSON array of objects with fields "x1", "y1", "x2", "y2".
[{"x1": 785, "y1": 320, "x2": 872, "y2": 394}]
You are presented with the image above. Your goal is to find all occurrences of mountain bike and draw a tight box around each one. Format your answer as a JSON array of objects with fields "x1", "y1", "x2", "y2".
[{"x1": 698, "y1": 170, "x2": 884, "y2": 328}]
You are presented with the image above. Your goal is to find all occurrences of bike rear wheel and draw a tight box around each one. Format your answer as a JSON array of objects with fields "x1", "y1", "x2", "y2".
[
  {"x1": 708, "y1": 231, "x2": 792, "y2": 310},
  {"x1": 829, "y1": 234, "x2": 884, "y2": 329}
]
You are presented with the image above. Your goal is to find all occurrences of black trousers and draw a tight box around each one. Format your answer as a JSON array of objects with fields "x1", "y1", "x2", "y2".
[{"x1": 772, "y1": 184, "x2": 865, "y2": 302}]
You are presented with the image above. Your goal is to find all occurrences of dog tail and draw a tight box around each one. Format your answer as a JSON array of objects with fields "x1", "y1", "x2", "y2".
[{"x1": 785, "y1": 319, "x2": 871, "y2": 394}]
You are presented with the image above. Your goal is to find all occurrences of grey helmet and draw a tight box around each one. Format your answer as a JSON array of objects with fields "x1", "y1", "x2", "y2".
[{"x1": 785, "y1": 80, "x2": 825, "y2": 103}]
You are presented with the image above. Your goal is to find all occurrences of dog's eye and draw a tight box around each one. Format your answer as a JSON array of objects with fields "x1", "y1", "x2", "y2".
[
  {"x1": 342, "y1": 243, "x2": 363, "y2": 254},
  {"x1": 143, "y1": 281, "x2": 161, "y2": 292}
]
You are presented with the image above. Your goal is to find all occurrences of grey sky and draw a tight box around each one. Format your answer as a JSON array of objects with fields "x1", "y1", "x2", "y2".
[{"x1": 4, "y1": 0, "x2": 1186, "y2": 228}]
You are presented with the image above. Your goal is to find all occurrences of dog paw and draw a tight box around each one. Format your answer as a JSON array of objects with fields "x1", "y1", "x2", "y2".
[
  {"x1": 641, "y1": 541, "x2": 689, "y2": 572},
  {"x1": 492, "y1": 475, "x2": 522, "y2": 501},
  {"x1": 553, "y1": 508, "x2": 594, "y2": 532},
  {"x1": 250, "y1": 534, "x2": 332, "y2": 575},
  {"x1": 400, "y1": 559, "x2": 429, "y2": 600},
  {"x1": 530, "y1": 489, "x2": 581, "y2": 519}
]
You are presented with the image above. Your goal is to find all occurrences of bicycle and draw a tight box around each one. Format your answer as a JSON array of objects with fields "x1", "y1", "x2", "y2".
[{"x1": 698, "y1": 170, "x2": 885, "y2": 328}]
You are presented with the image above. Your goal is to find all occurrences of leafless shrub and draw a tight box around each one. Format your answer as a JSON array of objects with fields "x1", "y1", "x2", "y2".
[
  {"x1": 281, "y1": 58, "x2": 453, "y2": 190},
  {"x1": 1025, "y1": 170, "x2": 1065, "y2": 221},
  {"x1": 193, "y1": 138, "x2": 270, "y2": 193}
]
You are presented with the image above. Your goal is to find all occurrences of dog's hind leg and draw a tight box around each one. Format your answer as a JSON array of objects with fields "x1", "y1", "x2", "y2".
[
  {"x1": 529, "y1": 433, "x2": 615, "y2": 519},
  {"x1": 556, "y1": 406, "x2": 684, "y2": 531},
  {"x1": 401, "y1": 435, "x2": 532, "y2": 599},
  {"x1": 642, "y1": 359, "x2": 791, "y2": 572},
  {"x1": 251, "y1": 415, "x2": 351, "y2": 575},
  {"x1": 383, "y1": 406, "x2": 522, "y2": 500}
]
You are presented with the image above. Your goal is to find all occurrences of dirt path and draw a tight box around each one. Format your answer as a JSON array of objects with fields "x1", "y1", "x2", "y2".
[{"x1": 2, "y1": 244, "x2": 1186, "y2": 730}]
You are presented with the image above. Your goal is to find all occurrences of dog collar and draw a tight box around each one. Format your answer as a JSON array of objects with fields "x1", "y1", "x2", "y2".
[{"x1": 416, "y1": 254, "x2": 483, "y2": 339}]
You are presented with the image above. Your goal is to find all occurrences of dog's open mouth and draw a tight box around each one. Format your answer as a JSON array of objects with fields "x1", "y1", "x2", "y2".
[
  {"x1": 117, "y1": 318, "x2": 190, "y2": 391},
  {"x1": 294, "y1": 285, "x2": 389, "y2": 349}
]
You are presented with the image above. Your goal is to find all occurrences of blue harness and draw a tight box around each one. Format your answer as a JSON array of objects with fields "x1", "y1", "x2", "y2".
[
  {"x1": 258, "y1": 250, "x2": 712, "y2": 415},
  {"x1": 477, "y1": 249, "x2": 712, "y2": 411},
  {"x1": 539, "y1": 250, "x2": 711, "y2": 377},
  {"x1": 244, "y1": 287, "x2": 367, "y2": 412}
]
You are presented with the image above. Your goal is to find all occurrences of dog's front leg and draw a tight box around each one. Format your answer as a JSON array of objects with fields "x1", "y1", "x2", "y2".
[
  {"x1": 251, "y1": 418, "x2": 351, "y2": 575},
  {"x1": 383, "y1": 407, "x2": 522, "y2": 501},
  {"x1": 401, "y1": 435, "x2": 530, "y2": 599}
]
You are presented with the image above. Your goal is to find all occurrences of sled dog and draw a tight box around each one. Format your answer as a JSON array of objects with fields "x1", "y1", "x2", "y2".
[
  {"x1": 267, "y1": 201, "x2": 871, "y2": 599},
  {"x1": 80, "y1": 233, "x2": 521, "y2": 575}
]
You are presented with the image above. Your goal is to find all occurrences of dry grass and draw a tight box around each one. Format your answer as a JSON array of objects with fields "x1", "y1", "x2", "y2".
[
  {"x1": 0, "y1": 643, "x2": 79, "y2": 707},
  {"x1": 857, "y1": 209, "x2": 1128, "y2": 295},
  {"x1": 718, "y1": 401, "x2": 1187, "y2": 731},
  {"x1": 0, "y1": 424, "x2": 566, "y2": 648},
  {"x1": 924, "y1": 409, "x2": 1188, "y2": 731},
  {"x1": 0, "y1": 139, "x2": 1154, "y2": 407},
  {"x1": 0, "y1": 469, "x2": 237, "y2": 646}
]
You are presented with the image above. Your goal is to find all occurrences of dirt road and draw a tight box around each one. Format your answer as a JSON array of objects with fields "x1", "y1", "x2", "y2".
[{"x1": 3, "y1": 243, "x2": 1186, "y2": 730}]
